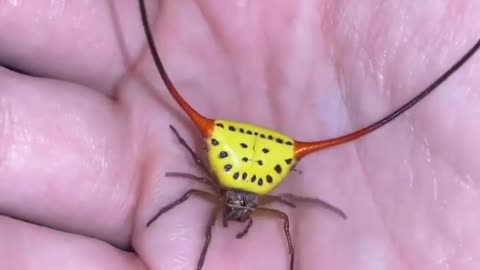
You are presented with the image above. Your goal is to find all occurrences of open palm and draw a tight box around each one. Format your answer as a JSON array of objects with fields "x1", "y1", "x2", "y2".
[{"x1": 0, "y1": 1, "x2": 479, "y2": 269}]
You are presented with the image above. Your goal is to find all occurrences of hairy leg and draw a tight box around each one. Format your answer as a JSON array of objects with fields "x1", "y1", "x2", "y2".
[
  {"x1": 257, "y1": 207, "x2": 294, "y2": 270},
  {"x1": 168, "y1": 125, "x2": 213, "y2": 177},
  {"x1": 196, "y1": 206, "x2": 222, "y2": 270},
  {"x1": 262, "y1": 193, "x2": 347, "y2": 219},
  {"x1": 165, "y1": 172, "x2": 220, "y2": 191},
  {"x1": 235, "y1": 216, "x2": 253, "y2": 239},
  {"x1": 147, "y1": 189, "x2": 218, "y2": 227}
]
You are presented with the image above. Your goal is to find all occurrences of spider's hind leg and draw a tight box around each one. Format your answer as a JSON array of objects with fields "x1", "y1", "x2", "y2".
[
  {"x1": 263, "y1": 193, "x2": 346, "y2": 219},
  {"x1": 165, "y1": 172, "x2": 220, "y2": 191},
  {"x1": 197, "y1": 205, "x2": 222, "y2": 270}
]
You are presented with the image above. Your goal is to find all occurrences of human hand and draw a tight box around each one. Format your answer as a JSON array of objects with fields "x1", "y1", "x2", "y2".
[{"x1": 0, "y1": 1, "x2": 479, "y2": 269}]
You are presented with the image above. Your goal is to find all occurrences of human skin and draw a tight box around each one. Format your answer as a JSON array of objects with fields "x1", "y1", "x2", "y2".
[{"x1": 0, "y1": 0, "x2": 479, "y2": 269}]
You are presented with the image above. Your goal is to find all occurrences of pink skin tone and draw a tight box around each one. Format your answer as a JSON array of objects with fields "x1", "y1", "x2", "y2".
[{"x1": 0, "y1": 0, "x2": 479, "y2": 269}]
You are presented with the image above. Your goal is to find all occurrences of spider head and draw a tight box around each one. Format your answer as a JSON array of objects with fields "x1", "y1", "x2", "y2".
[{"x1": 223, "y1": 190, "x2": 258, "y2": 222}]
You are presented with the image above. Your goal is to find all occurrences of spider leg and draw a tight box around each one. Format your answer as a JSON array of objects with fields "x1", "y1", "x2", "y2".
[
  {"x1": 165, "y1": 171, "x2": 220, "y2": 191},
  {"x1": 257, "y1": 207, "x2": 294, "y2": 270},
  {"x1": 146, "y1": 189, "x2": 217, "y2": 227},
  {"x1": 222, "y1": 209, "x2": 229, "y2": 227},
  {"x1": 265, "y1": 193, "x2": 346, "y2": 219},
  {"x1": 259, "y1": 195, "x2": 297, "y2": 208},
  {"x1": 290, "y1": 164, "x2": 302, "y2": 175},
  {"x1": 236, "y1": 216, "x2": 253, "y2": 239},
  {"x1": 169, "y1": 125, "x2": 212, "y2": 176},
  {"x1": 197, "y1": 205, "x2": 222, "y2": 270}
]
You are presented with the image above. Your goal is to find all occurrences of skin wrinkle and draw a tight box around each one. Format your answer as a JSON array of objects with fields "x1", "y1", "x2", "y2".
[
  {"x1": 410, "y1": 70, "x2": 478, "y2": 192},
  {"x1": 364, "y1": 3, "x2": 388, "y2": 85},
  {"x1": 301, "y1": 7, "x2": 337, "y2": 137},
  {"x1": 460, "y1": 173, "x2": 476, "y2": 192},
  {"x1": 433, "y1": 204, "x2": 463, "y2": 266},
  {"x1": 265, "y1": 45, "x2": 283, "y2": 130},
  {"x1": 112, "y1": 109, "x2": 140, "y2": 229},
  {"x1": 347, "y1": 110, "x2": 412, "y2": 270},
  {"x1": 256, "y1": 23, "x2": 273, "y2": 122},
  {"x1": 194, "y1": 3, "x2": 228, "y2": 74},
  {"x1": 130, "y1": 127, "x2": 150, "y2": 238},
  {"x1": 344, "y1": 97, "x2": 409, "y2": 270},
  {"x1": 350, "y1": 5, "x2": 472, "y2": 267},
  {"x1": 239, "y1": 5, "x2": 267, "y2": 97},
  {"x1": 331, "y1": 51, "x2": 349, "y2": 136},
  {"x1": 263, "y1": 32, "x2": 277, "y2": 127},
  {"x1": 259, "y1": 3, "x2": 282, "y2": 129},
  {"x1": 194, "y1": 7, "x2": 223, "y2": 66},
  {"x1": 276, "y1": 2, "x2": 317, "y2": 133},
  {"x1": 267, "y1": 4, "x2": 292, "y2": 129},
  {"x1": 429, "y1": 208, "x2": 459, "y2": 268},
  {"x1": 422, "y1": 141, "x2": 478, "y2": 259},
  {"x1": 411, "y1": 148, "x2": 452, "y2": 262},
  {"x1": 331, "y1": 5, "x2": 420, "y2": 270},
  {"x1": 288, "y1": 74, "x2": 311, "y2": 138},
  {"x1": 421, "y1": 136, "x2": 439, "y2": 202},
  {"x1": 371, "y1": 44, "x2": 476, "y2": 267},
  {"x1": 0, "y1": 96, "x2": 12, "y2": 168},
  {"x1": 195, "y1": 2, "x2": 247, "y2": 120},
  {"x1": 404, "y1": 122, "x2": 418, "y2": 189},
  {"x1": 239, "y1": 8, "x2": 269, "y2": 122},
  {"x1": 243, "y1": 14, "x2": 271, "y2": 125},
  {"x1": 293, "y1": 62, "x2": 318, "y2": 135},
  {"x1": 353, "y1": 133, "x2": 414, "y2": 269},
  {"x1": 46, "y1": 0, "x2": 65, "y2": 20}
]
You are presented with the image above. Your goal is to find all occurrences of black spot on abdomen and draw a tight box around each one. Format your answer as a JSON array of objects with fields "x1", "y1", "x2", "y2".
[
  {"x1": 266, "y1": 175, "x2": 273, "y2": 183},
  {"x1": 274, "y1": 164, "x2": 282, "y2": 174},
  {"x1": 257, "y1": 178, "x2": 263, "y2": 186}
]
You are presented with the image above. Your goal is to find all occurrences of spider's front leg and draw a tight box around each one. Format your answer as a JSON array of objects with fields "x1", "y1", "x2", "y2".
[
  {"x1": 146, "y1": 189, "x2": 217, "y2": 226},
  {"x1": 196, "y1": 205, "x2": 222, "y2": 270},
  {"x1": 165, "y1": 171, "x2": 220, "y2": 192},
  {"x1": 235, "y1": 216, "x2": 253, "y2": 239}
]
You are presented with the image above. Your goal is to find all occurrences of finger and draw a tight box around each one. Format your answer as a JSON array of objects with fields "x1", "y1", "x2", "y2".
[
  {"x1": 0, "y1": 67, "x2": 139, "y2": 247},
  {"x1": 0, "y1": 216, "x2": 145, "y2": 270},
  {"x1": 0, "y1": 0, "x2": 150, "y2": 94}
]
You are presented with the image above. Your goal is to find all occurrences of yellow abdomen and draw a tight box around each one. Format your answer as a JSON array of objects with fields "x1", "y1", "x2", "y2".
[{"x1": 206, "y1": 120, "x2": 297, "y2": 195}]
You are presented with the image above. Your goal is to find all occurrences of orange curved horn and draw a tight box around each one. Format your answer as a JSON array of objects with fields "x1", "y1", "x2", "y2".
[
  {"x1": 295, "y1": 38, "x2": 480, "y2": 160},
  {"x1": 139, "y1": 0, "x2": 213, "y2": 137}
]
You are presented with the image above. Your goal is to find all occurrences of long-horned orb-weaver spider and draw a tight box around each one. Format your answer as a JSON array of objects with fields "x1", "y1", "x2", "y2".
[{"x1": 139, "y1": 1, "x2": 480, "y2": 269}]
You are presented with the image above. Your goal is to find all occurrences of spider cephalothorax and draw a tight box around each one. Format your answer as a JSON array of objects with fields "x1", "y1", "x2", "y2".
[
  {"x1": 139, "y1": 0, "x2": 480, "y2": 269},
  {"x1": 223, "y1": 189, "x2": 258, "y2": 222}
]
